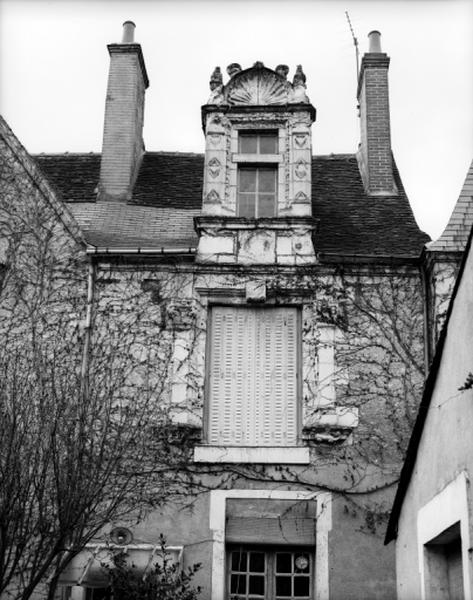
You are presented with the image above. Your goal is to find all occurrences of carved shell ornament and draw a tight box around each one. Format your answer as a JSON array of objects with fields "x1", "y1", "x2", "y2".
[
  {"x1": 225, "y1": 63, "x2": 291, "y2": 105},
  {"x1": 206, "y1": 63, "x2": 311, "y2": 106}
]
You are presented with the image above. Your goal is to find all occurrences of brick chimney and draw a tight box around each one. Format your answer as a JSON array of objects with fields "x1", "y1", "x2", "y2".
[
  {"x1": 357, "y1": 30, "x2": 397, "y2": 196},
  {"x1": 98, "y1": 21, "x2": 149, "y2": 202}
]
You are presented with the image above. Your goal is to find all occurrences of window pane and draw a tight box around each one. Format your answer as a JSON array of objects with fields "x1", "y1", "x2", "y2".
[
  {"x1": 238, "y1": 194, "x2": 256, "y2": 218},
  {"x1": 259, "y1": 134, "x2": 278, "y2": 154},
  {"x1": 276, "y1": 576, "x2": 292, "y2": 596},
  {"x1": 258, "y1": 169, "x2": 276, "y2": 193},
  {"x1": 239, "y1": 169, "x2": 257, "y2": 192},
  {"x1": 276, "y1": 553, "x2": 292, "y2": 573},
  {"x1": 232, "y1": 551, "x2": 247, "y2": 572},
  {"x1": 249, "y1": 575, "x2": 265, "y2": 594},
  {"x1": 257, "y1": 194, "x2": 276, "y2": 218},
  {"x1": 294, "y1": 576, "x2": 310, "y2": 596},
  {"x1": 239, "y1": 134, "x2": 258, "y2": 153},
  {"x1": 249, "y1": 552, "x2": 265, "y2": 573},
  {"x1": 231, "y1": 574, "x2": 247, "y2": 594}
]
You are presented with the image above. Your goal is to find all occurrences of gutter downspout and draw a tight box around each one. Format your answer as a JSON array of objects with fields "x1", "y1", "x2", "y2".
[
  {"x1": 420, "y1": 251, "x2": 432, "y2": 375},
  {"x1": 80, "y1": 259, "x2": 95, "y2": 400}
]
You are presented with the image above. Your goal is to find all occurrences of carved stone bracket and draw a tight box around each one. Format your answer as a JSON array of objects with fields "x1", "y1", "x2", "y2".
[
  {"x1": 302, "y1": 407, "x2": 359, "y2": 444},
  {"x1": 164, "y1": 299, "x2": 197, "y2": 331}
]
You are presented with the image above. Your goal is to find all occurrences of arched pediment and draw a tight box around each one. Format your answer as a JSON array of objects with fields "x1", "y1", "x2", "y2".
[{"x1": 224, "y1": 64, "x2": 291, "y2": 106}]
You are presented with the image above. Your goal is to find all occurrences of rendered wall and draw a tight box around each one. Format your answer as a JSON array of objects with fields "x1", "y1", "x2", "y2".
[{"x1": 396, "y1": 240, "x2": 473, "y2": 599}]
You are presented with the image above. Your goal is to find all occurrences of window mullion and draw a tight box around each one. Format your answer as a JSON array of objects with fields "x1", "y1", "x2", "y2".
[
  {"x1": 255, "y1": 168, "x2": 260, "y2": 219},
  {"x1": 267, "y1": 551, "x2": 274, "y2": 600}
]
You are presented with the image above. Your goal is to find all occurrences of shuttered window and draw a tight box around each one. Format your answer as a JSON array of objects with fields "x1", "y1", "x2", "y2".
[{"x1": 207, "y1": 307, "x2": 299, "y2": 446}]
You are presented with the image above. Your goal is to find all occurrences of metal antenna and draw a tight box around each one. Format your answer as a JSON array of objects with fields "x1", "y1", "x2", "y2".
[{"x1": 345, "y1": 11, "x2": 360, "y2": 82}]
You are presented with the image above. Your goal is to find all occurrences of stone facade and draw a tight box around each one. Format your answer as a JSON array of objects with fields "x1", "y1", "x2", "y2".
[{"x1": 2, "y1": 23, "x2": 470, "y2": 600}]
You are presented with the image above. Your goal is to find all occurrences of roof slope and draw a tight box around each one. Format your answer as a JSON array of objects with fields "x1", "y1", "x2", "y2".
[
  {"x1": 35, "y1": 151, "x2": 429, "y2": 256},
  {"x1": 427, "y1": 159, "x2": 473, "y2": 252},
  {"x1": 1, "y1": 119, "x2": 85, "y2": 245}
]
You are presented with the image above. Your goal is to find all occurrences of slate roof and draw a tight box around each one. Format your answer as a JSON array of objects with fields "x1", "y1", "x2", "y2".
[
  {"x1": 35, "y1": 151, "x2": 429, "y2": 257},
  {"x1": 427, "y1": 159, "x2": 473, "y2": 253}
]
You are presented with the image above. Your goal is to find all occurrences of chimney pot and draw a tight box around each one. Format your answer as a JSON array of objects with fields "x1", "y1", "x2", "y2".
[
  {"x1": 368, "y1": 30, "x2": 382, "y2": 53},
  {"x1": 122, "y1": 20, "x2": 136, "y2": 44}
]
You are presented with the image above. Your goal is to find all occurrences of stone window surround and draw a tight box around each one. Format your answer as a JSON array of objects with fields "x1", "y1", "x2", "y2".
[
  {"x1": 417, "y1": 471, "x2": 472, "y2": 600},
  {"x1": 194, "y1": 294, "x2": 308, "y2": 465},
  {"x1": 192, "y1": 286, "x2": 358, "y2": 461},
  {"x1": 208, "y1": 489, "x2": 332, "y2": 600},
  {"x1": 228, "y1": 120, "x2": 288, "y2": 215}
]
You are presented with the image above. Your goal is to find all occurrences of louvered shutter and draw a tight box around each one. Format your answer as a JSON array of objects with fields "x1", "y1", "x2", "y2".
[{"x1": 207, "y1": 307, "x2": 298, "y2": 446}]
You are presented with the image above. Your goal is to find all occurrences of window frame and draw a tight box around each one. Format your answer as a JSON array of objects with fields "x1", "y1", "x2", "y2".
[
  {"x1": 238, "y1": 131, "x2": 279, "y2": 155},
  {"x1": 235, "y1": 129, "x2": 281, "y2": 219},
  {"x1": 203, "y1": 304, "x2": 303, "y2": 448},
  {"x1": 226, "y1": 544, "x2": 314, "y2": 600},
  {"x1": 237, "y1": 166, "x2": 278, "y2": 219}
]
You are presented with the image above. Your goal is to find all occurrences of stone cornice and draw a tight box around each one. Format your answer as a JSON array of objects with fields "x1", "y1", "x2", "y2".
[
  {"x1": 107, "y1": 43, "x2": 149, "y2": 89},
  {"x1": 201, "y1": 103, "x2": 316, "y2": 132},
  {"x1": 195, "y1": 215, "x2": 318, "y2": 233},
  {"x1": 356, "y1": 53, "x2": 390, "y2": 98}
]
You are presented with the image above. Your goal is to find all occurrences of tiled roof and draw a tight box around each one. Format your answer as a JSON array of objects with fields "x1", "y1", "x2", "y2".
[
  {"x1": 427, "y1": 159, "x2": 473, "y2": 252},
  {"x1": 35, "y1": 151, "x2": 429, "y2": 257},
  {"x1": 312, "y1": 154, "x2": 429, "y2": 256}
]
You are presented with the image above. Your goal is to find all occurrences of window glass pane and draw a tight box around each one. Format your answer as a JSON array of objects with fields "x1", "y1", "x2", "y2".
[
  {"x1": 259, "y1": 134, "x2": 278, "y2": 154},
  {"x1": 232, "y1": 551, "x2": 248, "y2": 572},
  {"x1": 238, "y1": 194, "x2": 256, "y2": 218},
  {"x1": 294, "y1": 576, "x2": 310, "y2": 596},
  {"x1": 249, "y1": 552, "x2": 265, "y2": 573},
  {"x1": 239, "y1": 134, "x2": 258, "y2": 153},
  {"x1": 276, "y1": 553, "x2": 292, "y2": 573},
  {"x1": 231, "y1": 574, "x2": 247, "y2": 594},
  {"x1": 276, "y1": 576, "x2": 292, "y2": 596},
  {"x1": 258, "y1": 169, "x2": 276, "y2": 193},
  {"x1": 257, "y1": 194, "x2": 276, "y2": 218},
  {"x1": 239, "y1": 169, "x2": 257, "y2": 192},
  {"x1": 249, "y1": 575, "x2": 265, "y2": 594}
]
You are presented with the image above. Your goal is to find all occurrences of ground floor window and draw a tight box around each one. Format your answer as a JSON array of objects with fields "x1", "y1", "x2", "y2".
[{"x1": 227, "y1": 545, "x2": 313, "y2": 600}]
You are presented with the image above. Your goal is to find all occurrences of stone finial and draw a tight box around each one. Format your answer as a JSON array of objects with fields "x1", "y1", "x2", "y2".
[
  {"x1": 207, "y1": 66, "x2": 224, "y2": 104},
  {"x1": 209, "y1": 66, "x2": 223, "y2": 90},
  {"x1": 276, "y1": 64, "x2": 289, "y2": 80},
  {"x1": 227, "y1": 63, "x2": 242, "y2": 78},
  {"x1": 293, "y1": 65, "x2": 307, "y2": 87}
]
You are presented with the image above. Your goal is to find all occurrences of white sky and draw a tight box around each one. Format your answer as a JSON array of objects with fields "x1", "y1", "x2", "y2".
[{"x1": 0, "y1": 0, "x2": 472, "y2": 240}]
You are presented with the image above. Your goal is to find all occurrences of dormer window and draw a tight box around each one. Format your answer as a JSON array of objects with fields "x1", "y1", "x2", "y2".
[
  {"x1": 237, "y1": 131, "x2": 279, "y2": 218},
  {"x1": 197, "y1": 62, "x2": 316, "y2": 264}
]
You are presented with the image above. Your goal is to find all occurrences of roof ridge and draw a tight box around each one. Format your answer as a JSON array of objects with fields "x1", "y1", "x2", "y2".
[
  {"x1": 34, "y1": 152, "x2": 100, "y2": 157},
  {"x1": 144, "y1": 150, "x2": 204, "y2": 157}
]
